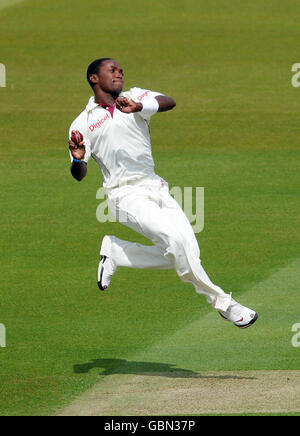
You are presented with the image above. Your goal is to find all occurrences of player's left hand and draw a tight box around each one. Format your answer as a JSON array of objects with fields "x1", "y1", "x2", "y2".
[{"x1": 116, "y1": 97, "x2": 142, "y2": 114}]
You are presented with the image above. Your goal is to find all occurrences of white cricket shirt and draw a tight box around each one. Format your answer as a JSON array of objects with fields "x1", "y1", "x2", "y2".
[{"x1": 69, "y1": 87, "x2": 163, "y2": 189}]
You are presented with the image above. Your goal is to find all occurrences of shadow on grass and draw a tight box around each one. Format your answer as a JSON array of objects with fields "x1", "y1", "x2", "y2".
[{"x1": 74, "y1": 358, "x2": 256, "y2": 380}]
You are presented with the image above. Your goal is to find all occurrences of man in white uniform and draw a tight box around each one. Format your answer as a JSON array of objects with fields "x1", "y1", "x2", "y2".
[{"x1": 68, "y1": 58, "x2": 258, "y2": 328}]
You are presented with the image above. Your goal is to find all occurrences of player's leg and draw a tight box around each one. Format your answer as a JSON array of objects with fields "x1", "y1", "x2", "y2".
[
  {"x1": 155, "y1": 192, "x2": 232, "y2": 311},
  {"x1": 98, "y1": 235, "x2": 173, "y2": 289},
  {"x1": 98, "y1": 188, "x2": 175, "y2": 290},
  {"x1": 101, "y1": 235, "x2": 173, "y2": 270},
  {"x1": 98, "y1": 236, "x2": 173, "y2": 290},
  {"x1": 100, "y1": 185, "x2": 229, "y2": 310},
  {"x1": 156, "y1": 189, "x2": 258, "y2": 327},
  {"x1": 99, "y1": 183, "x2": 258, "y2": 327}
]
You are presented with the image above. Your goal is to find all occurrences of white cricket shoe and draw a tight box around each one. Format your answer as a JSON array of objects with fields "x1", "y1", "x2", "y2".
[
  {"x1": 97, "y1": 256, "x2": 117, "y2": 291},
  {"x1": 219, "y1": 298, "x2": 258, "y2": 328}
]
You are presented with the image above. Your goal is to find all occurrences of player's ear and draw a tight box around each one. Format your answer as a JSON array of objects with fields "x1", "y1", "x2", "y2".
[{"x1": 89, "y1": 74, "x2": 98, "y2": 85}]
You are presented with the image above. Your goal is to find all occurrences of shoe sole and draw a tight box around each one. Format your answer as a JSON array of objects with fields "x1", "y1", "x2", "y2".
[
  {"x1": 97, "y1": 256, "x2": 108, "y2": 291},
  {"x1": 219, "y1": 311, "x2": 258, "y2": 328},
  {"x1": 235, "y1": 312, "x2": 258, "y2": 329}
]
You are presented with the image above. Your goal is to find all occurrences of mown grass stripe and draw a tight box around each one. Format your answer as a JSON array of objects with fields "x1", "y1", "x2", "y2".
[{"x1": 57, "y1": 258, "x2": 300, "y2": 415}]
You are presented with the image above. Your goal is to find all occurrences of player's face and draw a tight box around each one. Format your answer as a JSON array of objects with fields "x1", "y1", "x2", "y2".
[{"x1": 96, "y1": 60, "x2": 124, "y2": 95}]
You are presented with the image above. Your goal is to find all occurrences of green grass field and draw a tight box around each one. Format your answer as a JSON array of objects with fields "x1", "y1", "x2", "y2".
[{"x1": 1, "y1": 0, "x2": 300, "y2": 416}]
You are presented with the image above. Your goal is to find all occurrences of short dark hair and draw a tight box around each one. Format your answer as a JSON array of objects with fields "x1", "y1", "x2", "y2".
[{"x1": 86, "y1": 58, "x2": 113, "y2": 88}]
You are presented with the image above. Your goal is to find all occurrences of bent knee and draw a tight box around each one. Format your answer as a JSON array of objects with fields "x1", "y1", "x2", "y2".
[{"x1": 169, "y1": 233, "x2": 200, "y2": 259}]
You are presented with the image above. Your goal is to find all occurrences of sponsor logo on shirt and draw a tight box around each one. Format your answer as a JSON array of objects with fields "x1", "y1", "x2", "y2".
[
  {"x1": 137, "y1": 90, "x2": 150, "y2": 101},
  {"x1": 89, "y1": 113, "x2": 109, "y2": 132}
]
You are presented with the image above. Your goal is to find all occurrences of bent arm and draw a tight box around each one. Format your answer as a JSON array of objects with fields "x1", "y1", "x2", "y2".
[
  {"x1": 156, "y1": 95, "x2": 176, "y2": 112},
  {"x1": 116, "y1": 94, "x2": 176, "y2": 115},
  {"x1": 71, "y1": 160, "x2": 87, "y2": 181},
  {"x1": 68, "y1": 131, "x2": 87, "y2": 182}
]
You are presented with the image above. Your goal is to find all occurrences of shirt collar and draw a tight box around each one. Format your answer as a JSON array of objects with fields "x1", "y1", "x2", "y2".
[
  {"x1": 100, "y1": 102, "x2": 117, "y2": 118},
  {"x1": 86, "y1": 93, "x2": 124, "y2": 113},
  {"x1": 86, "y1": 96, "x2": 99, "y2": 112}
]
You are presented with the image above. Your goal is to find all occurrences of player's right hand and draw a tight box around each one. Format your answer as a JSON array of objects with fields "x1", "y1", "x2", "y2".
[
  {"x1": 69, "y1": 130, "x2": 86, "y2": 161},
  {"x1": 116, "y1": 97, "x2": 143, "y2": 114}
]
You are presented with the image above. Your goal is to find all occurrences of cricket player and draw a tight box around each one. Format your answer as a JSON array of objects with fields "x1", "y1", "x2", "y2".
[{"x1": 68, "y1": 58, "x2": 258, "y2": 328}]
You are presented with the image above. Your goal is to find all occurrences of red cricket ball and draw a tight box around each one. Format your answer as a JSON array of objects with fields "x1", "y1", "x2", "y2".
[{"x1": 71, "y1": 130, "x2": 83, "y2": 145}]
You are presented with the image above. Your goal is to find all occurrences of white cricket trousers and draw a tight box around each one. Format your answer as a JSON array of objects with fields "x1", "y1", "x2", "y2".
[{"x1": 100, "y1": 175, "x2": 231, "y2": 311}]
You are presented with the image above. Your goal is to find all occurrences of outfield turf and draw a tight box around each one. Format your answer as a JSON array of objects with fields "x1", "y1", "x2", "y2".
[{"x1": 1, "y1": 0, "x2": 300, "y2": 416}]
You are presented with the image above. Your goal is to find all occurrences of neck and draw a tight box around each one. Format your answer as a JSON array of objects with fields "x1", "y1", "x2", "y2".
[{"x1": 93, "y1": 88, "x2": 119, "y2": 106}]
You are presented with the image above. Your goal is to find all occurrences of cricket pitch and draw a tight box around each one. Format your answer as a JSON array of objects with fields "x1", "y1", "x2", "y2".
[{"x1": 57, "y1": 370, "x2": 300, "y2": 416}]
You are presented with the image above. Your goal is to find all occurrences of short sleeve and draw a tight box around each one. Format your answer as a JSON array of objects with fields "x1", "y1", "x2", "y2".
[
  {"x1": 68, "y1": 116, "x2": 92, "y2": 164},
  {"x1": 129, "y1": 87, "x2": 164, "y2": 121}
]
